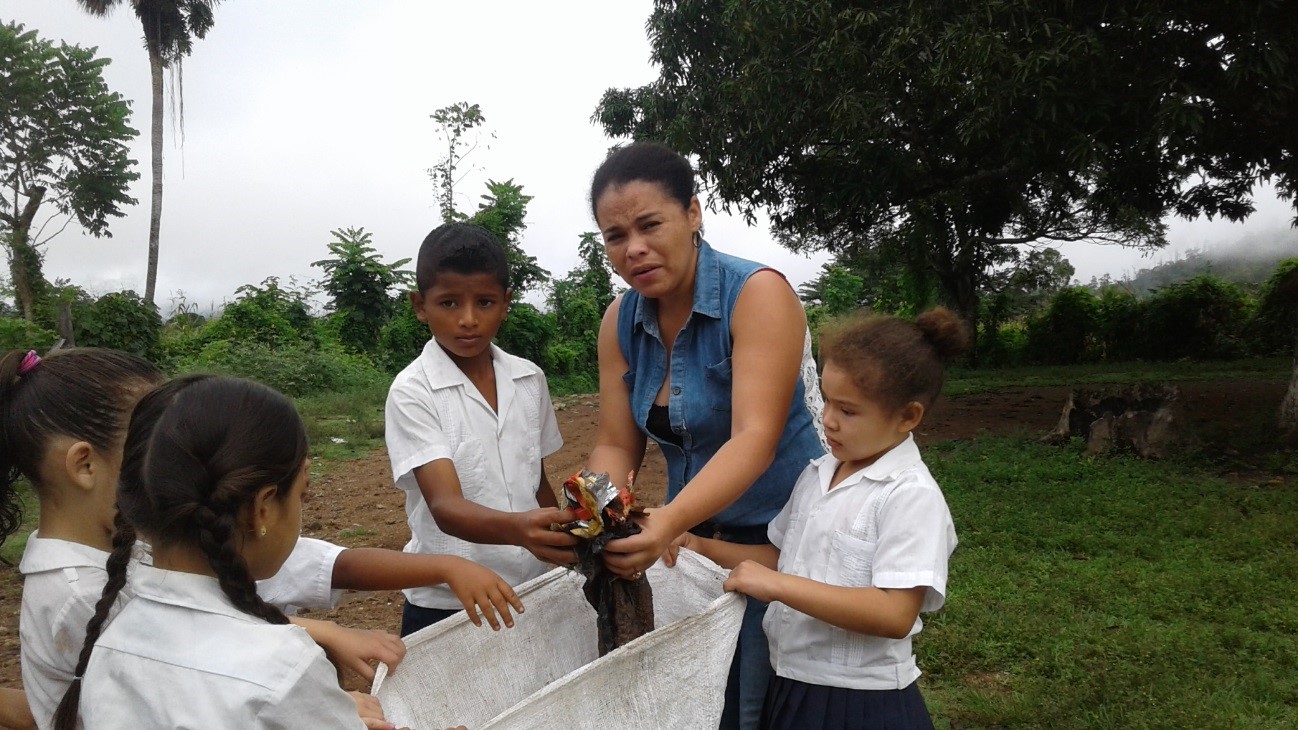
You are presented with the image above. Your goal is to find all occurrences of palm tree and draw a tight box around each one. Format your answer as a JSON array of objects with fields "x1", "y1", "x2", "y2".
[{"x1": 74, "y1": 0, "x2": 219, "y2": 305}]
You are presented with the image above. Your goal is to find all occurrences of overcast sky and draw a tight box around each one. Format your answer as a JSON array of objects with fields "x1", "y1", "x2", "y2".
[{"x1": 6, "y1": 1, "x2": 1295, "y2": 314}]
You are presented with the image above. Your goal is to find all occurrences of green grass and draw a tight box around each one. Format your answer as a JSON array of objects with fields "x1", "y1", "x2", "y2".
[
  {"x1": 947, "y1": 357, "x2": 1291, "y2": 396},
  {"x1": 295, "y1": 382, "x2": 389, "y2": 463},
  {"x1": 920, "y1": 437, "x2": 1298, "y2": 728}
]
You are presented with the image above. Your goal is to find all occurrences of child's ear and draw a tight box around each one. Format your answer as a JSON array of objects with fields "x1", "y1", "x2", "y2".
[
  {"x1": 897, "y1": 402, "x2": 925, "y2": 433},
  {"x1": 63, "y1": 441, "x2": 98, "y2": 492},
  {"x1": 248, "y1": 484, "x2": 281, "y2": 536},
  {"x1": 409, "y1": 291, "x2": 428, "y2": 323},
  {"x1": 504, "y1": 288, "x2": 514, "y2": 308}
]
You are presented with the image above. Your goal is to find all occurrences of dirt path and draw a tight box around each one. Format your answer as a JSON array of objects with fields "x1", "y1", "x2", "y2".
[{"x1": 1, "y1": 379, "x2": 1289, "y2": 693}]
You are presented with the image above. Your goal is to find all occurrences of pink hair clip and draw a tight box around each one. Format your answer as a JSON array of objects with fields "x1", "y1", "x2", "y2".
[{"x1": 17, "y1": 350, "x2": 41, "y2": 377}]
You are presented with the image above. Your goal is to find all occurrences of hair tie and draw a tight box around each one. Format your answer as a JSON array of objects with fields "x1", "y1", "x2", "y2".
[{"x1": 17, "y1": 350, "x2": 41, "y2": 377}]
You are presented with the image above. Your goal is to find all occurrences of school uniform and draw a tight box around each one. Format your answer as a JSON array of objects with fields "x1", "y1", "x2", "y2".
[
  {"x1": 80, "y1": 564, "x2": 364, "y2": 729},
  {"x1": 19, "y1": 532, "x2": 345, "y2": 726},
  {"x1": 762, "y1": 435, "x2": 956, "y2": 729},
  {"x1": 18, "y1": 533, "x2": 133, "y2": 728},
  {"x1": 255, "y1": 536, "x2": 345, "y2": 613},
  {"x1": 386, "y1": 341, "x2": 563, "y2": 628}
]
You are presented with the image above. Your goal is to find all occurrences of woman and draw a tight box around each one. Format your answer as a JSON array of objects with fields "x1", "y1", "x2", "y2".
[{"x1": 587, "y1": 142, "x2": 826, "y2": 729}]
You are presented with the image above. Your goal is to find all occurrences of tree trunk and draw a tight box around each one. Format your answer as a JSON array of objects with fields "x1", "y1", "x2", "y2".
[
  {"x1": 6, "y1": 186, "x2": 47, "y2": 320},
  {"x1": 8, "y1": 234, "x2": 45, "y2": 322},
  {"x1": 145, "y1": 49, "x2": 165, "y2": 305},
  {"x1": 1278, "y1": 333, "x2": 1298, "y2": 430}
]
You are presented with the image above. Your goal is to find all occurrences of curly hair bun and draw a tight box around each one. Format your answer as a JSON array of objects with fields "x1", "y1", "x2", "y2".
[{"x1": 915, "y1": 307, "x2": 971, "y2": 362}]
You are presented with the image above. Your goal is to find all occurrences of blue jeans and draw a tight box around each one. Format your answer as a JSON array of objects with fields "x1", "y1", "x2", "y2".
[
  {"x1": 399, "y1": 599, "x2": 459, "y2": 637},
  {"x1": 694, "y1": 522, "x2": 774, "y2": 730}
]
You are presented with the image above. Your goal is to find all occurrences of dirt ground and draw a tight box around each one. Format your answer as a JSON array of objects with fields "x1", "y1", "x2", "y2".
[{"x1": 0, "y1": 378, "x2": 1290, "y2": 694}]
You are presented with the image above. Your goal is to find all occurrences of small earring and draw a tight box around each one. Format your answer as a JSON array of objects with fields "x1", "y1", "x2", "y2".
[{"x1": 259, "y1": 526, "x2": 267, "y2": 538}]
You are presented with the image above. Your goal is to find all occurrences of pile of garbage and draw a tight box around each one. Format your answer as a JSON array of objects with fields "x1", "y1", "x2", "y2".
[{"x1": 554, "y1": 469, "x2": 654, "y2": 655}]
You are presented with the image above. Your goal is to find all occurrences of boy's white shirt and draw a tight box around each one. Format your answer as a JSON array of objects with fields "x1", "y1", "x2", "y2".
[
  {"x1": 81, "y1": 564, "x2": 363, "y2": 729},
  {"x1": 765, "y1": 434, "x2": 957, "y2": 690},
  {"x1": 386, "y1": 340, "x2": 564, "y2": 609},
  {"x1": 18, "y1": 532, "x2": 345, "y2": 726}
]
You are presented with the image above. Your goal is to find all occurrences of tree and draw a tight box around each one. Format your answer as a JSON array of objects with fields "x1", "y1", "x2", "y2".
[
  {"x1": 0, "y1": 22, "x2": 137, "y2": 319},
  {"x1": 312, "y1": 227, "x2": 413, "y2": 352},
  {"x1": 76, "y1": 0, "x2": 221, "y2": 305},
  {"x1": 467, "y1": 179, "x2": 550, "y2": 299},
  {"x1": 428, "y1": 101, "x2": 490, "y2": 224},
  {"x1": 545, "y1": 233, "x2": 619, "y2": 386},
  {"x1": 599, "y1": 2, "x2": 1298, "y2": 346}
]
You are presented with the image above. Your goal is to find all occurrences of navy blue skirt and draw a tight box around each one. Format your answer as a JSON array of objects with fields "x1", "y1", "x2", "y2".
[{"x1": 759, "y1": 676, "x2": 934, "y2": 730}]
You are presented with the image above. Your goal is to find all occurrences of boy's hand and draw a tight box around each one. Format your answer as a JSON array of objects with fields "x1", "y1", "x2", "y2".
[
  {"x1": 514, "y1": 507, "x2": 579, "y2": 566},
  {"x1": 723, "y1": 560, "x2": 783, "y2": 603},
  {"x1": 446, "y1": 557, "x2": 526, "y2": 630},
  {"x1": 315, "y1": 622, "x2": 406, "y2": 681}
]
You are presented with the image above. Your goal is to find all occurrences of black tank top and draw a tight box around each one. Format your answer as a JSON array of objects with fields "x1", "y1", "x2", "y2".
[{"x1": 646, "y1": 404, "x2": 683, "y2": 448}]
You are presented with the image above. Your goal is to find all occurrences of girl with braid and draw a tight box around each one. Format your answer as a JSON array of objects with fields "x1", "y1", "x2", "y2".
[
  {"x1": 53, "y1": 375, "x2": 372, "y2": 728},
  {"x1": 3, "y1": 348, "x2": 516, "y2": 728}
]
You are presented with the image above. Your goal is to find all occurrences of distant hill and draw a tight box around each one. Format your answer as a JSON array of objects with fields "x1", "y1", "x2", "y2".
[{"x1": 1088, "y1": 228, "x2": 1297, "y2": 295}]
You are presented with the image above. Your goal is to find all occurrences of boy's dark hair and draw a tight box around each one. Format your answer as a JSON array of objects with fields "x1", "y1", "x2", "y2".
[
  {"x1": 53, "y1": 375, "x2": 307, "y2": 730},
  {"x1": 819, "y1": 307, "x2": 971, "y2": 413},
  {"x1": 589, "y1": 141, "x2": 696, "y2": 219},
  {"x1": 415, "y1": 222, "x2": 510, "y2": 294},
  {"x1": 0, "y1": 348, "x2": 163, "y2": 544}
]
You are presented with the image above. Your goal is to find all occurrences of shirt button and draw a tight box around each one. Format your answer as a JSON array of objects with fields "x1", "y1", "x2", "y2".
[{"x1": 672, "y1": 386, "x2": 682, "y2": 395}]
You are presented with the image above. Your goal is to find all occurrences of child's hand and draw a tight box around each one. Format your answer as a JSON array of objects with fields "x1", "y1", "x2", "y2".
[
  {"x1": 446, "y1": 557, "x2": 526, "y2": 630},
  {"x1": 514, "y1": 507, "x2": 579, "y2": 566},
  {"x1": 664, "y1": 530, "x2": 694, "y2": 568},
  {"x1": 723, "y1": 560, "x2": 783, "y2": 603},
  {"x1": 314, "y1": 621, "x2": 407, "y2": 681},
  {"x1": 349, "y1": 691, "x2": 396, "y2": 730}
]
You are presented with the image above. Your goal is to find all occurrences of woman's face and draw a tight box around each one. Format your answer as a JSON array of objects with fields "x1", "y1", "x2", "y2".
[{"x1": 595, "y1": 180, "x2": 702, "y2": 301}]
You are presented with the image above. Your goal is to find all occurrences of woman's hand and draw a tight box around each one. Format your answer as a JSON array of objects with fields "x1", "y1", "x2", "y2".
[
  {"x1": 601, "y1": 511, "x2": 679, "y2": 579},
  {"x1": 446, "y1": 557, "x2": 525, "y2": 630},
  {"x1": 723, "y1": 559, "x2": 783, "y2": 603}
]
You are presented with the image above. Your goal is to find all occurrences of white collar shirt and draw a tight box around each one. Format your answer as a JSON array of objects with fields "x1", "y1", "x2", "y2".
[
  {"x1": 385, "y1": 341, "x2": 564, "y2": 608},
  {"x1": 81, "y1": 564, "x2": 363, "y2": 729},
  {"x1": 20, "y1": 531, "x2": 343, "y2": 726},
  {"x1": 765, "y1": 435, "x2": 957, "y2": 690},
  {"x1": 18, "y1": 533, "x2": 132, "y2": 729}
]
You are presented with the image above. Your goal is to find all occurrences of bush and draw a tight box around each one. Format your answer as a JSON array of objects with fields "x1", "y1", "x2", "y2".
[
  {"x1": 73, "y1": 290, "x2": 163, "y2": 358},
  {"x1": 0, "y1": 317, "x2": 58, "y2": 352},
  {"x1": 495, "y1": 302, "x2": 556, "y2": 370},
  {"x1": 977, "y1": 320, "x2": 1029, "y2": 368},
  {"x1": 204, "y1": 278, "x2": 316, "y2": 348},
  {"x1": 1026, "y1": 287, "x2": 1102, "y2": 365},
  {"x1": 377, "y1": 303, "x2": 430, "y2": 374},
  {"x1": 1095, "y1": 286, "x2": 1144, "y2": 362},
  {"x1": 1139, "y1": 274, "x2": 1250, "y2": 360},
  {"x1": 1247, "y1": 258, "x2": 1298, "y2": 356},
  {"x1": 171, "y1": 339, "x2": 386, "y2": 398}
]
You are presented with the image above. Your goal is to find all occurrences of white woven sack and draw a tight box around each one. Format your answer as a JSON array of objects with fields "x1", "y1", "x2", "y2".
[{"x1": 371, "y1": 548, "x2": 743, "y2": 729}]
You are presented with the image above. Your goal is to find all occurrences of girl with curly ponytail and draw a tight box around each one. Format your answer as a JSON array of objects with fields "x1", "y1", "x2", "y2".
[{"x1": 677, "y1": 308, "x2": 971, "y2": 730}]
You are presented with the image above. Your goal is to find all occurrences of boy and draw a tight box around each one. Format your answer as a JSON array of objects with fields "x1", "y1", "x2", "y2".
[{"x1": 385, "y1": 222, "x2": 578, "y2": 636}]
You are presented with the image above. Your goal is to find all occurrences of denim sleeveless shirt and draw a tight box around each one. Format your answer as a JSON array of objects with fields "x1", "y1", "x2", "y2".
[{"x1": 617, "y1": 240, "x2": 826, "y2": 527}]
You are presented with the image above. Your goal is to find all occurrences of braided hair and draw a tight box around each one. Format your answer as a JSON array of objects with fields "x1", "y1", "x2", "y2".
[{"x1": 53, "y1": 376, "x2": 309, "y2": 729}]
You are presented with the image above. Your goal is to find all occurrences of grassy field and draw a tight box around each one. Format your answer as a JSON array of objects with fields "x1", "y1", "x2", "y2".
[
  {"x1": 945, "y1": 357, "x2": 1292, "y2": 396},
  {"x1": 921, "y1": 437, "x2": 1298, "y2": 728}
]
